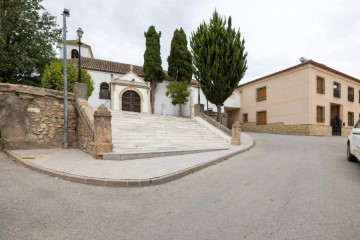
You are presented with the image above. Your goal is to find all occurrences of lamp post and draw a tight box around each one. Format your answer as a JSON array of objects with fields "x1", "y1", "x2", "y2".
[
  {"x1": 77, "y1": 28, "x2": 83, "y2": 83},
  {"x1": 62, "y1": 8, "x2": 70, "y2": 148}
]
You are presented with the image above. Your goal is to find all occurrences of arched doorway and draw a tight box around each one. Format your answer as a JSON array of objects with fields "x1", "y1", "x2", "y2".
[{"x1": 122, "y1": 90, "x2": 141, "y2": 112}]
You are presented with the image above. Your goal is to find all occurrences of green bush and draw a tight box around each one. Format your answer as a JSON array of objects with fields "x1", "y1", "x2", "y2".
[{"x1": 41, "y1": 61, "x2": 94, "y2": 97}]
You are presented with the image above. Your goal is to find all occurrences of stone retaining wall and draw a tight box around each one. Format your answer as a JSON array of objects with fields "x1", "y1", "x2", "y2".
[
  {"x1": 199, "y1": 113, "x2": 231, "y2": 136},
  {"x1": 0, "y1": 83, "x2": 76, "y2": 149},
  {"x1": 76, "y1": 98, "x2": 95, "y2": 155},
  {"x1": 242, "y1": 122, "x2": 351, "y2": 137}
]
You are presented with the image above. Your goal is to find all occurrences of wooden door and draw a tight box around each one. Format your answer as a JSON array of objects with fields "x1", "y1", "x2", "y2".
[{"x1": 122, "y1": 91, "x2": 141, "y2": 112}]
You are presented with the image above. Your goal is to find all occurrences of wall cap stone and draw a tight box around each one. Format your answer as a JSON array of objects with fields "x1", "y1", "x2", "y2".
[{"x1": 0, "y1": 83, "x2": 75, "y2": 100}]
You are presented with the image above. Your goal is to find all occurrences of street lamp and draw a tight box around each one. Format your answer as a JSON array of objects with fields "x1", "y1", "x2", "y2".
[
  {"x1": 77, "y1": 27, "x2": 84, "y2": 83},
  {"x1": 62, "y1": 8, "x2": 70, "y2": 148}
]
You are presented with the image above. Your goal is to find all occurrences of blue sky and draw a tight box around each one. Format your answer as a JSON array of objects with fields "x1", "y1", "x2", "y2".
[{"x1": 42, "y1": 0, "x2": 360, "y2": 83}]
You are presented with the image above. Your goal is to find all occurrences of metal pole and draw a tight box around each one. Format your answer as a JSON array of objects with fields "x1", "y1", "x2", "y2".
[
  {"x1": 78, "y1": 39, "x2": 82, "y2": 82},
  {"x1": 197, "y1": 81, "x2": 200, "y2": 104},
  {"x1": 62, "y1": 9, "x2": 70, "y2": 148}
]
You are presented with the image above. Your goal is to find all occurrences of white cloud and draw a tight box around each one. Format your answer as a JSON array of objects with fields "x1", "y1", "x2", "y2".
[{"x1": 42, "y1": 0, "x2": 360, "y2": 82}]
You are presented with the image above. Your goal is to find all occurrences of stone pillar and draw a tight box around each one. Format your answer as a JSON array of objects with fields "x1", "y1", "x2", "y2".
[
  {"x1": 231, "y1": 121, "x2": 241, "y2": 146},
  {"x1": 93, "y1": 104, "x2": 113, "y2": 158},
  {"x1": 221, "y1": 112, "x2": 228, "y2": 127},
  {"x1": 194, "y1": 104, "x2": 204, "y2": 117},
  {"x1": 73, "y1": 82, "x2": 88, "y2": 100}
]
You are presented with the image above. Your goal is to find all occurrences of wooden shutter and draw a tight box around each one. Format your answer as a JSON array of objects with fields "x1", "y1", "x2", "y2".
[
  {"x1": 348, "y1": 112, "x2": 354, "y2": 126},
  {"x1": 317, "y1": 106, "x2": 324, "y2": 122},
  {"x1": 257, "y1": 111, "x2": 267, "y2": 125},
  {"x1": 317, "y1": 77, "x2": 324, "y2": 94},
  {"x1": 257, "y1": 87, "x2": 266, "y2": 101}
]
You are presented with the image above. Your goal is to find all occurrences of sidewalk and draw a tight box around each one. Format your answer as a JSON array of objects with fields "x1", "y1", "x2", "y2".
[{"x1": 5, "y1": 133, "x2": 254, "y2": 187}]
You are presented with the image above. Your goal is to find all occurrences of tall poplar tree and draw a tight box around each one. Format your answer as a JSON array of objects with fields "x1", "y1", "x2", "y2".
[
  {"x1": 0, "y1": 0, "x2": 61, "y2": 86},
  {"x1": 166, "y1": 28, "x2": 192, "y2": 116},
  {"x1": 190, "y1": 10, "x2": 247, "y2": 122},
  {"x1": 143, "y1": 25, "x2": 165, "y2": 114}
]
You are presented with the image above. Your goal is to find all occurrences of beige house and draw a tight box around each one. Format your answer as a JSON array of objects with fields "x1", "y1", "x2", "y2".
[{"x1": 238, "y1": 60, "x2": 360, "y2": 136}]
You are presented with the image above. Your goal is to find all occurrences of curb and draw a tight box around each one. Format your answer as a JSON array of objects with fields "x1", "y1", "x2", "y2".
[{"x1": 5, "y1": 138, "x2": 255, "y2": 187}]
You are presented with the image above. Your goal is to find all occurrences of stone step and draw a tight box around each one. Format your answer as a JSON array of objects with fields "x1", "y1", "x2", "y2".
[
  {"x1": 108, "y1": 111, "x2": 230, "y2": 159},
  {"x1": 100, "y1": 147, "x2": 228, "y2": 161},
  {"x1": 112, "y1": 142, "x2": 229, "y2": 148}
]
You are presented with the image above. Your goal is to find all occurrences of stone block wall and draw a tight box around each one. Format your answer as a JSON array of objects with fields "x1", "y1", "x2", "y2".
[
  {"x1": 0, "y1": 83, "x2": 76, "y2": 149},
  {"x1": 76, "y1": 98, "x2": 95, "y2": 155},
  {"x1": 75, "y1": 99, "x2": 113, "y2": 158},
  {"x1": 241, "y1": 121, "x2": 351, "y2": 137},
  {"x1": 199, "y1": 113, "x2": 231, "y2": 136}
]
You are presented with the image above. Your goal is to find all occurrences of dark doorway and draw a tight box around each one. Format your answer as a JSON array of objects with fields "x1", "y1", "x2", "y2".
[
  {"x1": 330, "y1": 104, "x2": 342, "y2": 136},
  {"x1": 122, "y1": 91, "x2": 141, "y2": 112}
]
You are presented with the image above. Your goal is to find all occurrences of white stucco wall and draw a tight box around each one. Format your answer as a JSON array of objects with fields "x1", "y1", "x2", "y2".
[
  {"x1": 87, "y1": 70, "x2": 121, "y2": 109},
  {"x1": 59, "y1": 44, "x2": 93, "y2": 59},
  {"x1": 154, "y1": 81, "x2": 241, "y2": 117},
  {"x1": 190, "y1": 87, "x2": 241, "y2": 112},
  {"x1": 154, "y1": 81, "x2": 191, "y2": 117}
]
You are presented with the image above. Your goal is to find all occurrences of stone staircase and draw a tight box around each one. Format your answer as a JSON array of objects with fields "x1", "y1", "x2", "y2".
[{"x1": 100, "y1": 111, "x2": 230, "y2": 160}]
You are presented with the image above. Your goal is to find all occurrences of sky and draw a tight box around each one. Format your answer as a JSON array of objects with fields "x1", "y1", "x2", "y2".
[{"x1": 42, "y1": 0, "x2": 360, "y2": 83}]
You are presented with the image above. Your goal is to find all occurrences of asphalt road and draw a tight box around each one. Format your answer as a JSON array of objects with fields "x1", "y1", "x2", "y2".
[{"x1": 1, "y1": 133, "x2": 360, "y2": 240}]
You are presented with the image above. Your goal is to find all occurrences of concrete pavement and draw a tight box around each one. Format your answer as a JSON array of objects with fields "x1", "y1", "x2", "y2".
[{"x1": 5, "y1": 132, "x2": 254, "y2": 187}]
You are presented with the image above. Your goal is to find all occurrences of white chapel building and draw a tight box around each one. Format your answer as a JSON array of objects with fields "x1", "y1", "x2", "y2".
[{"x1": 59, "y1": 40, "x2": 241, "y2": 126}]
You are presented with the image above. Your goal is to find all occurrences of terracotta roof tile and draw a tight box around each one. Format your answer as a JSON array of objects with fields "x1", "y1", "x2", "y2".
[{"x1": 68, "y1": 57, "x2": 144, "y2": 76}]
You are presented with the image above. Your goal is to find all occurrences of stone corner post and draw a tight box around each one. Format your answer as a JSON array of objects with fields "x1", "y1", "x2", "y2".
[
  {"x1": 73, "y1": 82, "x2": 88, "y2": 100},
  {"x1": 93, "y1": 104, "x2": 113, "y2": 158},
  {"x1": 194, "y1": 104, "x2": 204, "y2": 117},
  {"x1": 231, "y1": 121, "x2": 241, "y2": 146}
]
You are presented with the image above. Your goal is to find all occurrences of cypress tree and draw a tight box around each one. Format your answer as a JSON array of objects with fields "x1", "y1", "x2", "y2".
[
  {"x1": 143, "y1": 26, "x2": 165, "y2": 114},
  {"x1": 166, "y1": 28, "x2": 192, "y2": 116},
  {"x1": 167, "y1": 28, "x2": 192, "y2": 82},
  {"x1": 190, "y1": 10, "x2": 247, "y2": 122}
]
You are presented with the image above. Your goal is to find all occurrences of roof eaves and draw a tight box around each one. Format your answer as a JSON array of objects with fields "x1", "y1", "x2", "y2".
[{"x1": 238, "y1": 60, "x2": 360, "y2": 88}]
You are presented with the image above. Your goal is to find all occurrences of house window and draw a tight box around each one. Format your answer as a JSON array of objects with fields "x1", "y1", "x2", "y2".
[
  {"x1": 348, "y1": 87, "x2": 354, "y2": 102},
  {"x1": 256, "y1": 111, "x2": 267, "y2": 125},
  {"x1": 316, "y1": 76, "x2": 325, "y2": 94},
  {"x1": 316, "y1": 106, "x2": 325, "y2": 123},
  {"x1": 243, "y1": 113, "x2": 248, "y2": 123},
  {"x1": 333, "y1": 82, "x2": 341, "y2": 98},
  {"x1": 71, "y1": 49, "x2": 79, "y2": 59},
  {"x1": 99, "y1": 82, "x2": 110, "y2": 99},
  {"x1": 348, "y1": 112, "x2": 354, "y2": 126},
  {"x1": 257, "y1": 87, "x2": 266, "y2": 101}
]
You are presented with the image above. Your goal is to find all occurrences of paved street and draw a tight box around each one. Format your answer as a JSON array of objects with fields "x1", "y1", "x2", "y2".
[{"x1": 1, "y1": 133, "x2": 360, "y2": 240}]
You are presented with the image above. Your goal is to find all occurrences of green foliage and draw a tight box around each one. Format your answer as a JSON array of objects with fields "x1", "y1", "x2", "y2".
[
  {"x1": 166, "y1": 81, "x2": 190, "y2": 117},
  {"x1": 143, "y1": 25, "x2": 165, "y2": 113},
  {"x1": 41, "y1": 61, "x2": 94, "y2": 97},
  {"x1": 167, "y1": 28, "x2": 192, "y2": 82},
  {"x1": 143, "y1": 26, "x2": 165, "y2": 83},
  {"x1": 166, "y1": 81, "x2": 190, "y2": 106},
  {"x1": 190, "y1": 10, "x2": 247, "y2": 121},
  {"x1": 0, "y1": 0, "x2": 61, "y2": 86}
]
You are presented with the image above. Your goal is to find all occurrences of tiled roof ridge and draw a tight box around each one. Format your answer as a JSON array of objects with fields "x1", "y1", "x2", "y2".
[
  {"x1": 81, "y1": 56, "x2": 143, "y2": 69},
  {"x1": 239, "y1": 60, "x2": 360, "y2": 88},
  {"x1": 67, "y1": 57, "x2": 143, "y2": 76}
]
